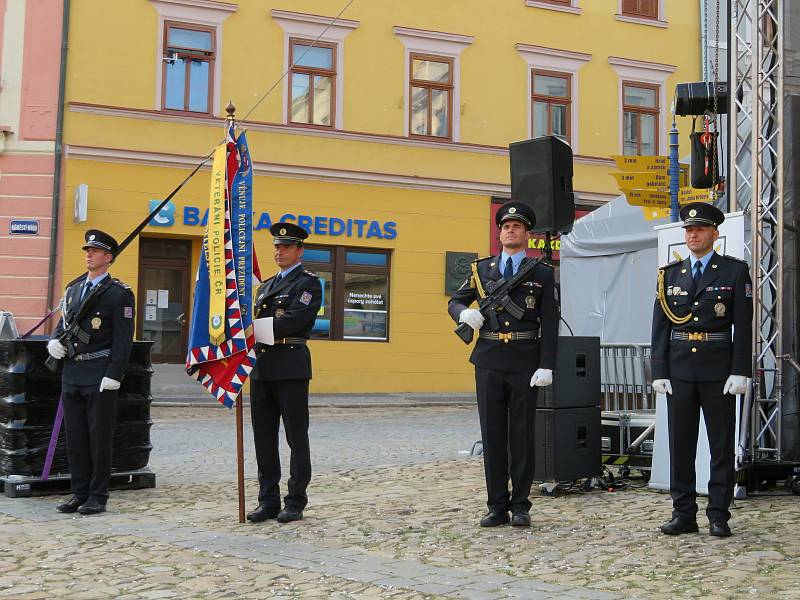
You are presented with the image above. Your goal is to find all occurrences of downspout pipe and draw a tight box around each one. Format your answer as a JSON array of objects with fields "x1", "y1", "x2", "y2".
[{"x1": 46, "y1": 0, "x2": 70, "y2": 331}]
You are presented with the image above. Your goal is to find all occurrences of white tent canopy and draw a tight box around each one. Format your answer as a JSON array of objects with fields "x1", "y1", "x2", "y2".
[{"x1": 559, "y1": 195, "x2": 670, "y2": 344}]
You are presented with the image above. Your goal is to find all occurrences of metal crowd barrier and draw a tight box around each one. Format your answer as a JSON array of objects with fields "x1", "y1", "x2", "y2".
[{"x1": 600, "y1": 343, "x2": 655, "y2": 413}]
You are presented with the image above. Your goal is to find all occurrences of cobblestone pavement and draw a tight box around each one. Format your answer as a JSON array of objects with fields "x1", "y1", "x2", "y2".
[{"x1": 1, "y1": 406, "x2": 799, "y2": 599}]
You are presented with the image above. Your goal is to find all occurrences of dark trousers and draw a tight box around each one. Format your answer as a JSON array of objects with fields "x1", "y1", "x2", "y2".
[
  {"x1": 250, "y1": 379, "x2": 311, "y2": 510},
  {"x1": 62, "y1": 385, "x2": 117, "y2": 503},
  {"x1": 475, "y1": 367, "x2": 538, "y2": 512},
  {"x1": 667, "y1": 378, "x2": 736, "y2": 523}
]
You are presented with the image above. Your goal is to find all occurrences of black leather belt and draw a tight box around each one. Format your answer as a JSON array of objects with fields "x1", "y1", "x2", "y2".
[
  {"x1": 478, "y1": 331, "x2": 538, "y2": 343},
  {"x1": 73, "y1": 349, "x2": 111, "y2": 361},
  {"x1": 671, "y1": 331, "x2": 730, "y2": 342},
  {"x1": 273, "y1": 338, "x2": 307, "y2": 345}
]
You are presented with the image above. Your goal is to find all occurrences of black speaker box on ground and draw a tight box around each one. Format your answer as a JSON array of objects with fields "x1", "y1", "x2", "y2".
[
  {"x1": 537, "y1": 336, "x2": 600, "y2": 409},
  {"x1": 535, "y1": 406, "x2": 601, "y2": 481},
  {"x1": 509, "y1": 136, "x2": 575, "y2": 234}
]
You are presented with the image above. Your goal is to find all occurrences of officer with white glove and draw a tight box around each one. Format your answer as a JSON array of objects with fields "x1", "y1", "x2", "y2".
[
  {"x1": 529, "y1": 368, "x2": 553, "y2": 387},
  {"x1": 459, "y1": 308, "x2": 484, "y2": 331},
  {"x1": 650, "y1": 202, "x2": 753, "y2": 538},
  {"x1": 448, "y1": 201, "x2": 559, "y2": 529},
  {"x1": 47, "y1": 339, "x2": 67, "y2": 359},
  {"x1": 722, "y1": 375, "x2": 748, "y2": 396},
  {"x1": 652, "y1": 379, "x2": 673, "y2": 395},
  {"x1": 51, "y1": 229, "x2": 135, "y2": 517}
]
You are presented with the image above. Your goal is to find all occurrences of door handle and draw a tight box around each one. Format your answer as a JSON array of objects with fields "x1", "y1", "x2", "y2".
[{"x1": 176, "y1": 312, "x2": 187, "y2": 326}]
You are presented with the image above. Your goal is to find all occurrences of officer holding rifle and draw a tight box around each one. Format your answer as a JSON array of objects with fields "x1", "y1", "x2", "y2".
[
  {"x1": 448, "y1": 201, "x2": 559, "y2": 527},
  {"x1": 47, "y1": 229, "x2": 135, "y2": 515}
]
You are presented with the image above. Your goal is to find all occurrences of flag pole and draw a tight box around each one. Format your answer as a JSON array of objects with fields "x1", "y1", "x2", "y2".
[{"x1": 225, "y1": 100, "x2": 247, "y2": 524}]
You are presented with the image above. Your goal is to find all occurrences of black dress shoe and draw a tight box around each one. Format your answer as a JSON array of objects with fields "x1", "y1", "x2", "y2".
[
  {"x1": 659, "y1": 516, "x2": 699, "y2": 535},
  {"x1": 246, "y1": 504, "x2": 280, "y2": 523},
  {"x1": 709, "y1": 521, "x2": 732, "y2": 537},
  {"x1": 77, "y1": 498, "x2": 106, "y2": 515},
  {"x1": 511, "y1": 511, "x2": 531, "y2": 527},
  {"x1": 276, "y1": 508, "x2": 303, "y2": 523},
  {"x1": 479, "y1": 510, "x2": 510, "y2": 527},
  {"x1": 56, "y1": 496, "x2": 86, "y2": 514}
]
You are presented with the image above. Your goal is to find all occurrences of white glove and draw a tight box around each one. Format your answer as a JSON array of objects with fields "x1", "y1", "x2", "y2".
[
  {"x1": 99, "y1": 377, "x2": 121, "y2": 392},
  {"x1": 723, "y1": 375, "x2": 748, "y2": 396},
  {"x1": 47, "y1": 339, "x2": 67, "y2": 359},
  {"x1": 253, "y1": 317, "x2": 275, "y2": 345},
  {"x1": 458, "y1": 309, "x2": 484, "y2": 331},
  {"x1": 652, "y1": 379, "x2": 673, "y2": 395},
  {"x1": 530, "y1": 368, "x2": 553, "y2": 387}
]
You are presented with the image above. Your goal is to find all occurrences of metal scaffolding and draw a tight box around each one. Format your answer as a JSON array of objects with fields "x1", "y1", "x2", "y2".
[{"x1": 729, "y1": 0, "x2": 785, "y2": 465}]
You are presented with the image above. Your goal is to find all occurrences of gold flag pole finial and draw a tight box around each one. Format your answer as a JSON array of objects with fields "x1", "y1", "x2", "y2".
[{"x1": 226, "y1": 100, "x2": 236, "y2": 121}]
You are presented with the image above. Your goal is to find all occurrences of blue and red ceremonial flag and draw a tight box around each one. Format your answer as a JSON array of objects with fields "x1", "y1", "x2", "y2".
[{"x1": 185, "y1": 125, "x2": 260, "y2": 407}]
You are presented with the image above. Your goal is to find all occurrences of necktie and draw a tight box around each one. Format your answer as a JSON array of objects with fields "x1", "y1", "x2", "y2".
[
  {"x1": 693, "y1": 261, "x2": 702, "y2": 287},
  {"x1": 81, "y1": 281, "x2": 93, "y2": 301},
  {"x1": 503, "y1": 257, "x2": 514, "y2": 280}
]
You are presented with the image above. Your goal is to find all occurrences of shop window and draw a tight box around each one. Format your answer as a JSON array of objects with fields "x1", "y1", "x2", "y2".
[
  {"x1": 289, "y1": 39, "x2": 336, "y2": 127},
  {"x1": 621, "y1": 0, "x2": 658, "y2": 19},
  {"x1": 303, "y1": 246, "x2": 391, "y2": 342},
  {"x1": 409, "y1": 53, "x2": 454, "y2": 139},
  {"x1": 623, "y1": 82, "x2": 659, "y2": 156},
  {"x1": 531, "y1": 70, "x2": 571, "y2": 142},
  {"x1": 162, "y1": 23, "x2": 215, "y2": 114}
]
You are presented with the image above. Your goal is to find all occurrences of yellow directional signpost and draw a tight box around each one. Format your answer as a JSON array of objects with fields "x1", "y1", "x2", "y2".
[{"x1": 610, "y1": 155, "x2": 702, "y2": 219}]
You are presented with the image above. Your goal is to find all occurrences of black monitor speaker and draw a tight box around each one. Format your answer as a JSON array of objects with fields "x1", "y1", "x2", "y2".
[
  {"x1": 537, "y1": 336, "x2": 600, "y2": 410},
  {"x1": 534, "y1": 406, "x2": 601, "y2": 481},
  {"x1": 509, "y1": 136, "x2": 575, "y2": 234}
]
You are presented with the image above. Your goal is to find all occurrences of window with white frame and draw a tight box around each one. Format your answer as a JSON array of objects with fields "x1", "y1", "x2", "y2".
[
  {"x1": 525, "y1": 0, "x2": 582, "y2": 14},
  {"x1": 150, "y1": 0, "x2": 235, "y2": 115},
  {"x1": 272, "y1": 9, "x2": 359, "y2": 130},
  {"x1": 394, "y1": 27, "x2": 473, "y2": 142},
  {"x1": 616, "y1": 0, "x2": 665, "y2": 25},
  {"x1": 622, "y1": 82, "x2": 659, "y2": 155},
  {"x1": 288, "y1": 39, "x2": 337, "y2": 127},
  {"x1": 162, "y1": 23, "x2": 215, "y2": 114},
  {"x1": 608, "y1": 56, "x2": 675, "y2": 156},
  {"x1": 516, "y1": 44, "x2": 591, "y2": 151}
]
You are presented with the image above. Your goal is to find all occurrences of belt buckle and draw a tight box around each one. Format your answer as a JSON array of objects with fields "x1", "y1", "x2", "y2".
[
  {"x1": 498, "y1": 332, "x2": 513, "y2": 342},
  {"x1": 687, "y1": 332, "x2": 706, "y2": 341}
]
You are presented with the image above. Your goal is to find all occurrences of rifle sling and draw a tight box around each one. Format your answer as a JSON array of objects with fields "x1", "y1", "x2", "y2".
[{"x1": 62, "y1": 277, "x2": 116, "y2": 343}]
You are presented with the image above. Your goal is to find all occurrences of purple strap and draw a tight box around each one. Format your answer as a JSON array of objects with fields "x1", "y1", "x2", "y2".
[
  {"x1": 20, "y1": 308, "x2": 59, "y2": 339},
  {"x1": 40, "y1": 395, "x2": 64, "y2": 480}
]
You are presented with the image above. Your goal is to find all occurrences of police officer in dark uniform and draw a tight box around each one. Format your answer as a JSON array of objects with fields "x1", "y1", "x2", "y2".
[
  {"x1": 247, "y1": 222, "x2": 322, "y2": 524},
  {"x1": 448, "y1": 201, "x2": 559, "y2": 527},
  {"x1": 651, "y1": 202, "x2": 753, "y2": 537},
  {"x1": 47, "y1": 229, "x2": 135, "y2": 515}
]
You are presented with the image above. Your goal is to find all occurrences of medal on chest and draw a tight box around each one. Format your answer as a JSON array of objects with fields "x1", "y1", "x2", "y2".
[
  {"x1": 525, "y1": 295, "x2": 536, "y2": 309},
  {"x1": 714, "y1": 302, "x2": 726, "y2": 317},
  {"x1": 91, "y1": 317, "x2": 102, "y2": 330}
]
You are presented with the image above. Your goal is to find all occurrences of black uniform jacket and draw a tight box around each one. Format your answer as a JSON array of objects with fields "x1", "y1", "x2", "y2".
[
  {"x1": 447, "y1": 255, "x2": 559, "y2": 373},
  {"x1": 250, "y1": 265, "x2": 322, "y2": 382},
  {"x1": 52, "y1": 276, "x2": 135, "y2": 386},
  {"x1": 651, "y1": 252, "x2": 753, "y2": 382}
]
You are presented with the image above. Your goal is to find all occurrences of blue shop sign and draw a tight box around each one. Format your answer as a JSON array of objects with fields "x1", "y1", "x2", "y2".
[
  {"x1": 148, "y1": 200, "x2": 397, "y2": 240},
  {"x1": 9, "y1": 219, "x2": 39, "y2": 235}
]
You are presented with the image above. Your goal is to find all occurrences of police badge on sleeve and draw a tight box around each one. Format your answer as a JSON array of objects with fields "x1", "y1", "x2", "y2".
[{"x1": 300, "y1": 291, "x2": 312, "y2": 306}]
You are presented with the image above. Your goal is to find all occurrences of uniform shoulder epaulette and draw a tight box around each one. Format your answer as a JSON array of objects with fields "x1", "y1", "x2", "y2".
[
  {"x1": 303, "y1": 269, "x2": 317, "y2": 277},
  {"x1": 723, "y1": 254, "x2": 748, "y2": 265},
  {"x1": 539, "y1": 259, "x2": 555, "y2": 269},
  {"x1": 112, "y1": 279, "x2": 131, "y2": 290},
  {"x1": 660, "y1": 259, "x2": 682, "y2": 270}
]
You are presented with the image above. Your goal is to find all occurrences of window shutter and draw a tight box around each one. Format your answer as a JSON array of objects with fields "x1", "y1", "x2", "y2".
[
  {"x1": 641, "y1": 0, "x2": 658, "y2": 17},
  {"x1": 621, "y1": 0, "x2": 639, "y2": 14}
]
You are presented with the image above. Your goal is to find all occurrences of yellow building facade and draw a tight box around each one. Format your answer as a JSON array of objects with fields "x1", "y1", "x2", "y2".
[{"x1": 60, "y1": 0, "x2": 700, "y2": 393}]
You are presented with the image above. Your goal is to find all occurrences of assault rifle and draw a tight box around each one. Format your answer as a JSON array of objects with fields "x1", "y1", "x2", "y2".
[
  {"x1": 45, "y1": 277, "x2": 114, "y2": 372},
  {"x1": 454, "y1": 255, "x2": 546, "y2": 345}
]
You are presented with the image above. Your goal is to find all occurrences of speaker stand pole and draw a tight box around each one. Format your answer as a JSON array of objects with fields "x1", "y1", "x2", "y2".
[{"x1": 544, "y1": 232, "x2": 554, "y2": 262}]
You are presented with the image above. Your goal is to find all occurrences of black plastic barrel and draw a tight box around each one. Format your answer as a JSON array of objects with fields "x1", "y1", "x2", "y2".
[{"x1": 0, "y1": 338, "x2": 154, "y2": 477}]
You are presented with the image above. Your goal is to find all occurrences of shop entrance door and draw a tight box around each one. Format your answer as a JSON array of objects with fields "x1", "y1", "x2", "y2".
[{"x1": 137, "y1": 238, "x2": 192, "y2": 363}]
